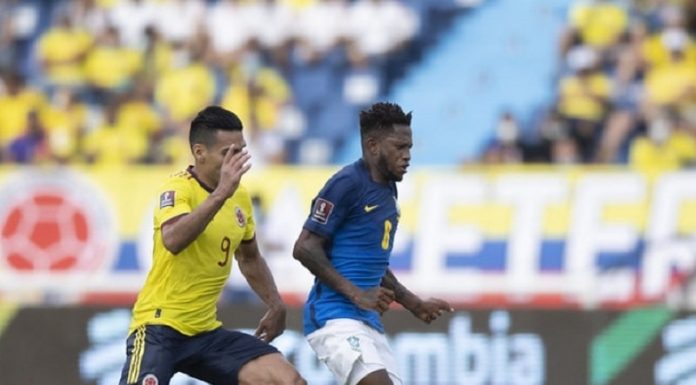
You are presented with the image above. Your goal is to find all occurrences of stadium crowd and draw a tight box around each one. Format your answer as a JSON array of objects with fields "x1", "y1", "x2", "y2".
[
  {"x1": 0, "y1": 0, "x2": 426, "y2": 166},
  {"x1": 482, "y1": 0, "x2": 696, "y2": 172},
  {"x1": 1, "y1": 0, "x2": 696, "y2": 170}
]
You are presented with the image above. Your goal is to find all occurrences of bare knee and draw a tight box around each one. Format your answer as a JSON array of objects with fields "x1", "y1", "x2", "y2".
[
  {"x1": 284, "y1": 371, "x2": 306, "y2": 385},
  {"x1": 239, "y1": 353, "x2": 306, "y2": 385}
]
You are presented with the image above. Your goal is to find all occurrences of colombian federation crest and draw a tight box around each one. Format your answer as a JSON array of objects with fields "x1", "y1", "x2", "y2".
[
  {"x1": 142, "y1": 374, "x2": 159, "y2": 385},
  {"x1": 235, "y1": 206, "x2": 246, "y2": 227},
  {"x1": 0, "y1": 169, "x2": 117, "y2": 296}
]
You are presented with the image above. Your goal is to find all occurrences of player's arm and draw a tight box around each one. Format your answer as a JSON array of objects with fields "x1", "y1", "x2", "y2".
[
  {"x1": 162, "y1": 146, "x2": 251, "y2": 254},
  {"x1": 236, "y1": 237, "x2": 286, "y2": 342},
  {"x1": 293, "y1": 229, "x2": 394, "y2": 314},
  {"x1": 381, "y1": 268, "x2": 453, "y2": 324}
]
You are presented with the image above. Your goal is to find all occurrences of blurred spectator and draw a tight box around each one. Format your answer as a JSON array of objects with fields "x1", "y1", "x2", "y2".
[
  {"x1": 109, "y1": 0, "x2": 157, "y2": 49},
  {"x1": 82, "y1": 100, "x2": 146, "y2": 165},
  {"x1": 220, "y1": 61, "x2": 293, "y2": 165},
  {"x1": 83, "y1": 26, "x2": 143, "y2": 96},
  {"x1": 61, "y1": 0, "x2": 109, "y2": 37},
  {"x1": 346, "y1": 0, "x2": 419, "y2": 59},
  {"x1": 139, "y1": 25, "x2": 174, "y2": 90},
  {"x1": 594, "y1": 21, "x2": 647, "y2": 163},
  {"x1": 206, "y1": 0, "x2": 254, "y2": 64},
  {"x1": 641, "y1": 7, "x2": 696, "y2": 69},
  {"x1": 342, "y1": 42, "x2": 380, "y2": 107},
  {"x1": 643, "y1": 28, "x2": 696, "y2": 112},
  {"x1": 527, "y1": 109, "x2": 581, "y2": 164},
  {"x1": 154, "y1": 122, "x2": 192, "y2": 166},
  {"x1": 561, "y1": 0, "x2": 628, "y2": 55},
  {"x1": 152, "y1": 0, "x2": 206, "y2": 45},
  {"x1": 6, "y1": 110, "x2": 48, "y2": 164},
  {"x1": 36, "y1": 12, "x2": 94, "y2": 88},
  {"x1": 39, "y1": 87, "x2": 88, "y2": 163},
  {"x1": 481, "y1": 112, "x2": 524, "y2": 164},
  {"x1": 255, "y1": 0, "x2": 295, "y2": 51},
  {"x1": 0, "y1": 1, "x2": 39, "y2": 75},
  {"x1": 629, "y1": 110, "x2": 696, "y2": 172},
  {"x1": 0, "y1": 72, "x2": 46, "y2": 152},
  {"x1": 0, "y1": 0, "x2": 433, "y2": 166},
  {"x1": 557, "y1": 45, "x2": 612, "y2": 161},
  {"x1": 154, "y1": 39, "x2": 215, "y2": 123},
  {"x1": 118, "y1": 84, "x2": 162, "y2": 162},
  {"x1": 295, "y1": 0, "x2": 349, "y2": 55}
]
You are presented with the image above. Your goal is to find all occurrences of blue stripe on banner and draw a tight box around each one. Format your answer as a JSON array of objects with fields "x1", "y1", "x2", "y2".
[
  {"x1": 446, "y1": 241, "x2": 507, "y2": 270},
  {"x1": 539, "y1": 239, "x2": 565, "y2": 271},
  {"x1": 113, "y1": 242, "x2": 139, "y2": 271},
  {"x1": 111, "y1": 238, "x2": 645, "y2": 273},
  {"x1": 441, "y1": 239, "x2": 645, "y2": 272}
]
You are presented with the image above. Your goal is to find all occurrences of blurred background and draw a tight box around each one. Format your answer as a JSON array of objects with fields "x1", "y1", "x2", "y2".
[{"x1": 1, "y1": 0, "x2": 696, "y2": 384}]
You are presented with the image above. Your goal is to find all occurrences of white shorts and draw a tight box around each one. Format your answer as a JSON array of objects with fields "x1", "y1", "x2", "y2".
[{"x1": 306, "y1": 319, "x2": 402, "y2": 385}]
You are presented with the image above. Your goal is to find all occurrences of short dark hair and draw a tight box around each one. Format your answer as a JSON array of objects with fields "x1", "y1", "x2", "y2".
[
  {"x1": 189, "y1": 106, "x2": 243, "y2": 147},
  {"x1": 359, "y1": 102, "x2": 412, "y2": 141}
]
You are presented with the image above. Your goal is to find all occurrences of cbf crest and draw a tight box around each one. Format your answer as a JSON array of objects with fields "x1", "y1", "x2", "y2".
[
  {"x1": 234, "y1": 206, "x2": 246, "y2": 227},
  {"x1": 347, "y1": 336, "x2": 361, "y2": 352}
]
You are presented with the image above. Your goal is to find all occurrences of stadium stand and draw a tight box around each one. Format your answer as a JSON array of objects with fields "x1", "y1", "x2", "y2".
[{"x1": 0, "y1": 0, "x2": 694, "y2": 169}]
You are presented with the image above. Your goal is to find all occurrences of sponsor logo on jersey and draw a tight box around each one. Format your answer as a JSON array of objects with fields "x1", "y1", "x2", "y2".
[{"x1": 364, "y1": 204, "x2": 379, "y2": 213}]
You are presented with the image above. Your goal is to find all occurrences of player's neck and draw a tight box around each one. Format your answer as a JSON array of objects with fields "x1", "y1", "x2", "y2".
[
  {"x1": 362, "y1": 157, "x2": 388, "y2": 185},
  {"x1": 189, "y1": 165, "x2": 218, "y2": 191}
]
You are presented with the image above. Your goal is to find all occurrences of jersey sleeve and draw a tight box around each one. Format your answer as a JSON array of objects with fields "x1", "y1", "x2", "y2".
[
  {"x1": 303, "y1": 172, "x2": 360, "y2": 238},
  {"x1": 154, "y1": 177, "x2": 192, "y2": 228}
]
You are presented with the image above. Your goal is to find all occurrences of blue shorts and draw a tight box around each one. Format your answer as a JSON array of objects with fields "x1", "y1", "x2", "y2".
[{"x1": 119, "y1": 324, "x2": 279, "y2": 385}]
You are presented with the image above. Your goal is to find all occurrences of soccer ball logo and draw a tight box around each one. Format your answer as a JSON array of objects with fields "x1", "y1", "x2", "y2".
[
  {"x1": 0, "y1": 170, "x2": 116, "y2": 275},
  {"x1": 2, "y1": 191, "x2": 94, "y2": 270}
]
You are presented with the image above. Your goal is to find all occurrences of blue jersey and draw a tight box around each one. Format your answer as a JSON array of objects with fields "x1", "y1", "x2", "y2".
[{"x1": 302, "y1": 159, "x2": 400, "y2": 335}]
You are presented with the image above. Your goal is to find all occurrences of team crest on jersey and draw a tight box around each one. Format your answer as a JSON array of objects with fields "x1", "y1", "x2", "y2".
[
  {"x1": 347, "y1": 336, "x2": 361, "y2": 352},
  {"x1": 142, "y1": 374, "x2": 158, "y2": 385},
  {"x1": 311, "y1": 198, "x2": 334, "y2": 224},
  {"x1": 159, "y1": 191, "x2": 175, "y2": 208},
  {"x1": 235, "y1": 206, "x2": 246, "y2": 227}
]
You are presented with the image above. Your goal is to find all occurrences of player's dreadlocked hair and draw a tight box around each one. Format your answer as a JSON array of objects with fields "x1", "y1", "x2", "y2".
[
  {"x1": 359, "y1": 102, "x2": 412, "y2": 141},
  {"x1": 189, "y1": 106, "x2": 243, "y2": 148}
]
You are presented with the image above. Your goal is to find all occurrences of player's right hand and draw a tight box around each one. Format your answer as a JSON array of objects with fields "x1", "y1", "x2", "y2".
[
  {"x1": 353, "y1": 287, "x2": 395, "y2": 315},
  {"x1": 215, "y1": 145, "x2": 251, "y2": 198}
]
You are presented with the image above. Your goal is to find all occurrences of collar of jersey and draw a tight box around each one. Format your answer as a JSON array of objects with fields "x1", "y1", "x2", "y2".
[{"x1": 187, "y1": 165, "x2": 215, "y2": 193}]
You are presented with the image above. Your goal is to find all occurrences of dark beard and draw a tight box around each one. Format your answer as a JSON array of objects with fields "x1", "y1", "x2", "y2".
[{"x1": 377, "y1": 153, "x2": 401, "y2": 182}]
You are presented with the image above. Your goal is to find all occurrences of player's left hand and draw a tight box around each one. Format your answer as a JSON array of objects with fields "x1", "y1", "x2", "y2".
[
  {"x1": 255, "y1": 305, "x2": 287, "y2": 342},
  {"x1": 410, "y1": 298, "x2": 453, "y2": 324}
]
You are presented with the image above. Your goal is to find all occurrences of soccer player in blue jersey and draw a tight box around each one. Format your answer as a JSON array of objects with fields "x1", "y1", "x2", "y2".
[{"x1": 293, "y1": 102, "x2": 453, "y2": 385}]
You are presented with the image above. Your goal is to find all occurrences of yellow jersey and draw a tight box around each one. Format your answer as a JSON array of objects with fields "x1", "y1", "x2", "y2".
[
  {"x1": 558, "y1": 73, "x2": 611, "y2": 122},
  {"x1": 129, "y1": 167, "x2": 256, "y2": 335}
]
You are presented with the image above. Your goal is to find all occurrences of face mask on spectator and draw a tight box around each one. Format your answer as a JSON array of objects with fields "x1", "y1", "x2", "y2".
[
  {"x1": 172, "y1": 48, "x2": 191, "y2": 68},
  {"x1": 648, "y1": 117, "x2": 671, "y2": 144}
]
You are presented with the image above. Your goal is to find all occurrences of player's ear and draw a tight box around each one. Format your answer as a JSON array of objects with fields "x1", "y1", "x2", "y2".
[
  {"x1": 365, "y1": 135, "x2": 379, "y2": 156},
  {"x1": 192, "y1": 143, "x2": 207, "y2": 163}
]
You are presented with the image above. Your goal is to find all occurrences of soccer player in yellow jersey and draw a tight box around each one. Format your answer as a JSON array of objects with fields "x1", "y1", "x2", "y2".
[{"x1": 119, "y1": 106, "x2": 305, "y2": 385}]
